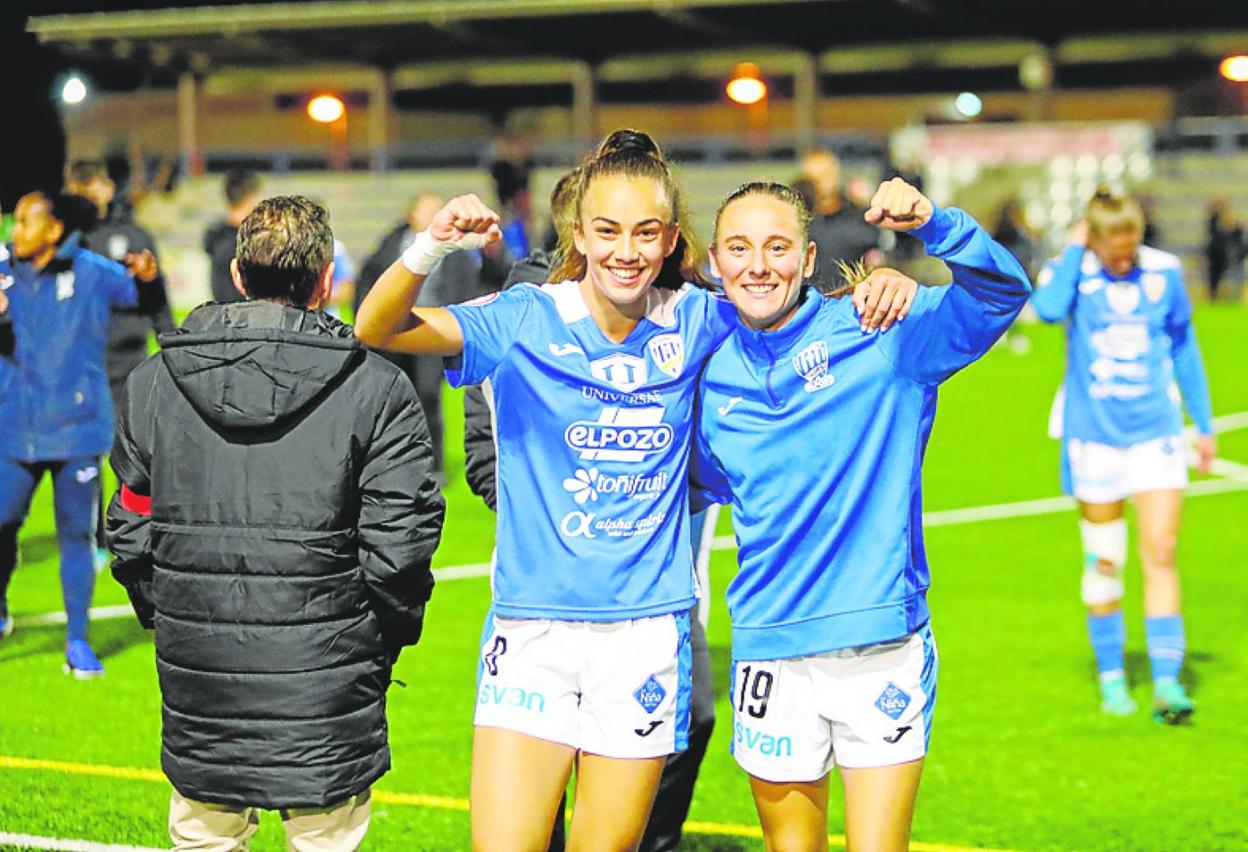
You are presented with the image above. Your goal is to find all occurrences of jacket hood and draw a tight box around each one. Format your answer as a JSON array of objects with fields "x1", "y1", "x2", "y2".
[{"x1": 160, "y1": 301, "x2": 363, "y2": 431}]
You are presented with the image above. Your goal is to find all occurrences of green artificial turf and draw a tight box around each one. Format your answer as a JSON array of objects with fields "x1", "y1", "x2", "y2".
[{"x1": 1, "y1": 306, "x2": 1245, "y2": 851}]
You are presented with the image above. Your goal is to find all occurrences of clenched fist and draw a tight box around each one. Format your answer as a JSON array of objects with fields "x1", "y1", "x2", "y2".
[{"x1": 864, "y1": 178, "x2": 933, "y2": 232}]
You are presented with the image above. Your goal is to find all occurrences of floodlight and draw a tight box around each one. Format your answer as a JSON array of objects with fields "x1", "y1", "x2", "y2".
[
  {"x1": 308, "y1": 95, "x2": 346, "y2": 124},
  {"x1": 727, "y1": 63, "x2": 767, "y2": 105},
  {"x1": 1220, "y1": 55, "x2": 1248, "y2": 83},
  {"x1": 954, "y1": 92, "x2": 982, "y2": 119},
  {"x1": 61, "y1": 75, "x2": 88, "y2": 105}
]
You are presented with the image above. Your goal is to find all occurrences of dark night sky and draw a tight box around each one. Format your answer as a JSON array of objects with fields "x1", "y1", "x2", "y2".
[{"x1": 3, "y1": 9, "x2": 67, "y2": 210}]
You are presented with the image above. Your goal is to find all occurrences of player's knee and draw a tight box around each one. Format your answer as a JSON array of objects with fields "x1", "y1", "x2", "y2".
[
  {"x1": 1080, "y1": 518, "x2": 1126, "y2": 606},
  {"x1": 53, "y1": 510, "x2": 94, "y2": 541},
  {"x1": 1139, "y1": 533, "x2": 1178, "y2": 568}
]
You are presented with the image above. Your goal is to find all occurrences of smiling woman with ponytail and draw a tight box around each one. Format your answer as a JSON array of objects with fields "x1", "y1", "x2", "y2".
[{"x1": 354, "y1": 128, "x2": 745, "y2": 849}]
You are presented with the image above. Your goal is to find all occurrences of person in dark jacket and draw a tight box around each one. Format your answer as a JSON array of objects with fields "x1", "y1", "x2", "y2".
[
  {"x1": 354, "y1": 192, "x2": 511, "y2": 482},
  {"x1": 202, "y1": 169, "x2": 262, "y2": 304},
  {"x1": 799, "y1": 148, "x2": 884, "y2": 291},
  {"x1": 0, "y1": 190, "x2": 163, "y2": 673},
  {"x1": 1206, "y1": 198, "x2": 1246, "y2": 302},
  {"x1": 66, "y1": 158, "x2": 176, "y2": 560},
  {"x1": 66, "y1": 159, "x2": 175, "y2": 397},
  {"x1": 459, "y1": 171, "x2": 716, "y2": 852},
  {"x1": 106, "y1": 195, "x2": 444, "y2": 850}
]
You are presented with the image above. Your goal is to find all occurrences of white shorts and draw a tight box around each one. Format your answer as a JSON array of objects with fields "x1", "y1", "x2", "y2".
[
  {"x1": 474, "y1": 611, "x2": 691, "y2": 759},
  {"x1": 1067, "y1": 435, "x2": 1188, "y2": 504},
  {"x1": 731, "y1": 626, "x2": 937, "y2": 782}
]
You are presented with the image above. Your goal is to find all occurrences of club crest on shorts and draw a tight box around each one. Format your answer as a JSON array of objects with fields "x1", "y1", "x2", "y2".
[
  {"x1": 634, "y1": 674, "x2": 666, "y2": 714},
  {"x1": 874, "y1": 682, "x2": 911, "y2": 720},
  {"x1": 647, "y1": 333, "x2": 684, "y2": 379},
  {"x1": 793, "y1": 340, "x2": 834, "y2": 393}
]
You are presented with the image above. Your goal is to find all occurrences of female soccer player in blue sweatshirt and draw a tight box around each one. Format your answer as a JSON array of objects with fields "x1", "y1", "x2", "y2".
[
  {"x1": 693, "y1": 179, "x2": 1030, "y2": 852},
  {"x1": 1033, "y1": 191, "x2": 1214, "y2": 723},
  {"x1": 356, "y1": 130, "x2": 748, "y2": 850}
]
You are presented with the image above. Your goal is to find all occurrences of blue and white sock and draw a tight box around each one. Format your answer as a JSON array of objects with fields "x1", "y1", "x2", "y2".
[
  {"x1": 1145, "y1": 615, "x2": 1185, "y2": 684},
  {"x1": 1087, "y1": 612, "x2": 1126, "y2": 681}
]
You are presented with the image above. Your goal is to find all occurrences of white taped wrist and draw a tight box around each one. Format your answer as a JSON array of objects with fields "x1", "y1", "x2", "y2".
[
  {"x1": 401, "y1": 230, "x2": 457, "y2": 276},
  {"x1": 401, "y1": 228, "x2": 495, "y2": 275}
]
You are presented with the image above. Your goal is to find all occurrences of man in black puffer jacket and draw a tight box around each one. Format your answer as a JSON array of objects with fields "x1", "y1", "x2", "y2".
[{"x1": 106, "y1": 195, "x2": 443, "y2": 850}]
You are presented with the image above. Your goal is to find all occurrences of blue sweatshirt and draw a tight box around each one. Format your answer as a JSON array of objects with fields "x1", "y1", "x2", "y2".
[
  {"x1": 446, "y1": 280, "x2": 737, "y2": 621},
  {"x1": 694, "y1": 207, "x2": 1030, "y2": 661},
  {"x1": 0, "y1": 237, "x2": 138, "y2": 462},
  {"x1": 1032, "y1": 243, "x2": 1213, "y2": 446}
]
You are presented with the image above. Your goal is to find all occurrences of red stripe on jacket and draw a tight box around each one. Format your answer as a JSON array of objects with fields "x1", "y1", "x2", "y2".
[{"x1": 119, "y1": 484, "x2": 152, "y2": 517}]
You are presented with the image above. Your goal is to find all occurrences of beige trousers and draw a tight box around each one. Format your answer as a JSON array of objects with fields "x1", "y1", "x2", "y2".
[{"x1": 169, "y1": 788, "x2": 371, "y2": 852}]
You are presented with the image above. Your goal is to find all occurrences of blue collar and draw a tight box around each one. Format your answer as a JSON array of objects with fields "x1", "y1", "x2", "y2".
[{"x1": 736, "y1": 286, "x2": 823, "y2": 359}]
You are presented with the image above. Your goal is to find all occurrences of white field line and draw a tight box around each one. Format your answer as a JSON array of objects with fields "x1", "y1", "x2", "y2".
[
  {"x1": 0, "y1": 833, "x2": 164, "y2": 852},
  {"x1": 17, "y1": 414, "x2": 1248, "y2": 628}
]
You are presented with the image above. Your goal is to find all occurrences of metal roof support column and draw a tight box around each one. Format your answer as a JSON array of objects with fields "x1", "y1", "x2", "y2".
[
  {"x1": 571, "y1": 60, "x2": 597, "y2": 152},
  {"x1": 369, "y1": 67, "x2": 393, "y2": 173},
  {"x1": 794, "y1": 50, "x2": 818, "y2": 156},
  {"x1": 177, "y1": 71, "x2": 202, "y2": 177}
]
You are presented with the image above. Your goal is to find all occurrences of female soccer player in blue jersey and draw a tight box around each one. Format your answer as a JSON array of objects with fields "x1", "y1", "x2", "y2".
[
  {"x1": 1033, "y1": 191, "x2": 1214, "y2": 723},
  {"x1": 692, "y1": 178, "x2": 1029, "y2": 852},
  {"x1": 355, "y1": 130, "x2": 746, "y2": 850}
]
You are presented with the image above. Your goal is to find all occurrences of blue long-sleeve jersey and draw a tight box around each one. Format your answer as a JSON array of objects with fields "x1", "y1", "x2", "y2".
[
  {"x1": 1032, "y1": 243, "x2": 1213, "y2": 446},
  {"x1": 0, "y1": 237, "x2": 138, "y2": 462},
  {"x1": 694, "y1": 207, "x2": 1030, "y2": 661},
  {"x1": 446, "y1": 280, "x2": 737, "y2": 621}
]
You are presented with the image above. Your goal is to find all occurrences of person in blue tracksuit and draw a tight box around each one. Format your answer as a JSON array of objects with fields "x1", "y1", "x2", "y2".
[
  {"x1": 1033, "y1": 190, "x2": 1214, "y2": 723},
  {"x1": 693, "y1": 178, "x2": 1030, "y2": 852},
  {"x1": 355, "y1": 130, "x2": 745, "y2": 851},
  {"x1": 0, "y1": 190, "x2": 161, "y2": 676}
]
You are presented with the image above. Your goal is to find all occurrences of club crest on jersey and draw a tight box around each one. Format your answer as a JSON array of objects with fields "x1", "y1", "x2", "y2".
[
  {"x1": 634, "y1": 675, "x2": 666, "y2": 714},
  {"x1": 107, "y1": 234, "x2": 130, "y2": 261},
  {"x1": 647, "y1": 333, "x2": 684, "y2": 379},
  {"x1": 1142, "y1": 272, "x2": 1166, "y2": 304},
  {"x1": 792, "y1": 341, "x2": 834, "y2": 393},
  {"x1": 1105, "y1": 283, "x2": 1140, "y2": 315},
  {"x1": 874, "y1": 682, "x2": 911, "y2": 720},
  {"x1": 56, "y1": 271, "x2": 76, "y2": 301},
  {"x1": 590, "y1": 353, "x2": 648, "y2": 392}
]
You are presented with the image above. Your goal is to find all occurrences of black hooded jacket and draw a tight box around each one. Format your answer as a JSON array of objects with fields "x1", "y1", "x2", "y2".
[
  {"x1": 80, "y1": 199, "x2": 175, "y2": 387},
  {"x1": 106, "y1": 300, "x2": 444, "y2": 809}
]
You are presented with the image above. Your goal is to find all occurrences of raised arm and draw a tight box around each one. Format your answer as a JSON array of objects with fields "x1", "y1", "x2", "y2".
[
  {"x1": 867, "y1": 178, "x2": 1031, "y2": 385},
  {"x1": 354, "y1": 194, "x2": 502, "y2": 356},
  {"x1": 1031, "y1": 222, "x2": 1088, "y2": 323}
]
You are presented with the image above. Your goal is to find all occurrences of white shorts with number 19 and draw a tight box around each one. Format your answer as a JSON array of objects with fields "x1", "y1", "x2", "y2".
[
  {"x1": 731, "y1": 626, "x2": 937, "y2": 782},
  {"x1": 474, "y1": 611, "x2": 691, "y2": 759}
]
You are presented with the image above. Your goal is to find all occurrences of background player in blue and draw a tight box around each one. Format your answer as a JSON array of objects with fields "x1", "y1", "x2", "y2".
[
  {"x1": 355, "y1": 130, "x2": 739, "y2": 850},
  {"x1": 0, "y1": 190, "x2": 160, "y2": 676},
  {"x1": 1033, "y1": 190, "x2": 1214, "y2": 723},
  {"x1": 693, "y1": 179, "x2": 1029, "y2": 851}
]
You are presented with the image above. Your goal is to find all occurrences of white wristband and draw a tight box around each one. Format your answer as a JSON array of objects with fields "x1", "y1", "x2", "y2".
[
  {"x1": 401, "y1": 229, "x2": 458, "y2": 276},
  {"x1": 401, "y1": 228, "x2": 496, "y2": 275}
]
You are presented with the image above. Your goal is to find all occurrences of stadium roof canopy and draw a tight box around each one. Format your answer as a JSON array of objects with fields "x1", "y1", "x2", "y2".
[{"x1": 28, "y1": 0, "x2": 1248, "y2": 99}]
